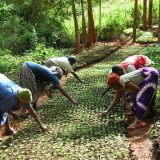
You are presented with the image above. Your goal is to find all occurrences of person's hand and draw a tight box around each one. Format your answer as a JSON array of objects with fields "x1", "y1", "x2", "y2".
[
  {"x1": 72, "y1": 98, "x2": 78, "y2": 104},
  {"x1": 80, "y1": 79, "x2": 85, "y2": 83},
  {"x1": 98, "y1": 110, "x2": 109, "y2": 118},
  {"x1": 40, "y1": 125, "x2": 48, "y2": 132}
]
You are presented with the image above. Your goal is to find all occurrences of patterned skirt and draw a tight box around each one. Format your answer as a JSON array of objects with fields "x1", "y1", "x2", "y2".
[
  {"x1": 19, "y1": 63, "x2": 43, "y2": 103},
  {"x1": 135, "y1": 67, "x2": 159, "y2": 119}
]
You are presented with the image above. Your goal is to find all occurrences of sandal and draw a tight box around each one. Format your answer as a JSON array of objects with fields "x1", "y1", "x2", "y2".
[{"x1": 127, "y1": 121, "x2": 146, "y2": 129}]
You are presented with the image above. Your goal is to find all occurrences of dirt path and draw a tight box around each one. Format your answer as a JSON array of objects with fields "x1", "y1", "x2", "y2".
[
  {"x1": 128, "y1": 122, "x2": 153, "y2": 160},
  {"x1": 125, "y1": 106, "x2": 154, "y2": 160}
]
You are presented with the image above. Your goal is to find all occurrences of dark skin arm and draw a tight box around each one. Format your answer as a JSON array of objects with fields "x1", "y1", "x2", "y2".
[
  {"x1": 71, "y1": 72, "x2": 85, "y2": 83},
  {"x1": 99, "y1": 90, "x2": 122, "y2": 117},
  {"x1": 56, "y1": 84, "x2": 78, "y2": 104},
  {"x1": 125, "y1": 81, "x2": 140, "y2": 93},
  {"x1": 26, "y1": 106, "x2": 47, "y2": 132}
]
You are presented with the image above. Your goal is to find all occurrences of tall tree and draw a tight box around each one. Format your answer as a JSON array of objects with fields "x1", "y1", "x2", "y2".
[
  {"x1": 158, "y1": 0, "x2": 160, "y2": 43},
  {"x1": 143, "y1": 0, "x2": 147, "y2": 31},
  {"x1": 86, "y1": 0, "x2": 97, "y2": 48},
  {"x1": 133, "y1": 0, "x2": 138, "y2": 42},
  {"x1": 81, "y1": 0, "x2": 87, "y2": 46},
  {"x1": 72, "y1": 0, "x2": 80, "y2": 54},
  {"x1": 148, "y1": 0, "x2": 153, "y2": 28},
  {"x1": 99, "y1": 0, "x2": 102, "y2": 28}
]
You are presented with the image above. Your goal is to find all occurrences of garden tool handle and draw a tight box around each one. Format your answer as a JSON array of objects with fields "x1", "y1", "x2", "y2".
[{"x1": 101, "y1": 87, "x2": 111, "y2": 97}]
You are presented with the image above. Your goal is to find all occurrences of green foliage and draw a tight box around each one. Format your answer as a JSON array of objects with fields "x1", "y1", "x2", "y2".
[
  {"x1": 0, "y1": 50, "x2": 28, "y2": 73},
  {"x1": 0, "y1": 0, "x2": 160, "y2": 53},
  {"x1": 1, "y1": 46, "x2": 135, "y2": 159},
  {"x1": 152, "y1": 0, "x2": 159, "y2": 24},
  {"x1": 136, "y1": 32, "x2": 158, "y2": 43},
  {"x1": 0, "y1": 44, "x2": 71, "y2": 77},
  {"x1": 0, "y1": 3, "x2": 38, "y2": 53},
  {"x1": 97, "y1": 16, "x2": 125, "y2": 40},
  {"x1": 95, "y1": 1, "x2": 134, "y2": 40},
  {"x1": 145, "y1": 45, "x2": 160, "y2": 69},
  {"x1": 123, "y1": 28, "x2": 133, "y2": 36},
  {"x1": 36, "y1": 14, "x2": 74, "y2": 48},
  {"x1": 26, "y1": 44, "x2": 70, "y2": 64}
]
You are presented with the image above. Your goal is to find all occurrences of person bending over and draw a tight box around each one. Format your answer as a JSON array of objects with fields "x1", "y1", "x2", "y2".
[
  {"x1": 0, "y1": 74, "x2": 47, "y2": 137},
  {"x1": 102, "y1": 55, "x2": 153, "y2": 96},
  {"x1": 20, "y1": 61, "x2": 78, "y2": 114},
  {"x1": 45, "y1": 55, "x2": 84, "y2": 83},
  {"x1": 100, "y1": 67, "x2": 159, "y2": 129},
  {"x1": 108, "y1": 55, "x2": 152, "y2": 76}
]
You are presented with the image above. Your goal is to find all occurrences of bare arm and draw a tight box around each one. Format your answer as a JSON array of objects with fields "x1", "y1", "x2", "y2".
[
  {"x1": 56, "y1": 84, "x2": 78, "y2": 104},
  {"x1": 26, "y1": 106, "x2": 47, "y2": 132},
  {"x1": 125, "y1": 81, "x2": 140, "y2": 93},
  {"x1": 71, "y1": 72, "x2": 85, "y2": 83},
  {"x1": 100, "y1": 90, "x2": 122, "y2": 116}
]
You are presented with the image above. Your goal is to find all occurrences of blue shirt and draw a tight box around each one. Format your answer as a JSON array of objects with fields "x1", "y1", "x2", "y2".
[
  {"x1": 25, "y1": 62, "x2": 60, "y2": 86},
  {"x1": 0, "y1": 74, "x2": 31, "y2": 113}
]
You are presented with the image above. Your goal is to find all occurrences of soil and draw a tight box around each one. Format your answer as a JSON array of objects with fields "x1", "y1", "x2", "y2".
[
  {"x1": 125, "y1": 102, "x2": 154, "y2": 160},
  {"x1": 128, "y1": 121, "x2": 153, "y2": 160}
]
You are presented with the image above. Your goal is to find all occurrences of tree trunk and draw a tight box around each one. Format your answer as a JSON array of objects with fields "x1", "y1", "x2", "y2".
[
  {"x1": 81, "y1": 0, "x2": 87, "y2": 46},
  {"x1": 86, "y1": 0, "x2": 97, "y2": 48},
  {"x1": 72, "y1": 0, "x2": 80, "y2": 54},
  {"x1": 99, "y1": 0, "x2": 102, "y2": 28},
  {"x1": 133, "y1": 0, "x2": 138, "y2": 42},
  {"x1": 28, "y1": 0, "x2": 41, "y2": 24},
  {"x1": 148, "y1": 0, "x2": 153, "y2": 28},
  {"x1": 143, "y1": 0, "x2": 148, "y2": 31},
  {"x1": 158, "y1": 0, "x2": 160, "y2": 43}
]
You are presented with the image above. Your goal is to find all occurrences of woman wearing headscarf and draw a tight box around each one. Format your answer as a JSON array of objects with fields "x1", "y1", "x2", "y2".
[
  {"x1": 20, "y1": 61, "x2": 78, "y2": 113},
  {"x1": 0, "y1": 74, "x2": 47, "y2": 137},
  {"x1": 100, "y1": 67, "x2": 159, "y2": 129},
  {"x1": 102, "y1": 55, "x2": 153, "y2": 96}
]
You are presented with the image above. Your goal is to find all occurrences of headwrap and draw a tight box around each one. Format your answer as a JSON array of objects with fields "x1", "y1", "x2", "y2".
[
  {"x1": 107, "y1": 73, "x2": 120, "y2": 86},
  {"x1": 67, "y1": 55, "x2": 76, "y2": 65},
  {"x1": 18, "y1": 88, "x2": 32, "y2": 103}
]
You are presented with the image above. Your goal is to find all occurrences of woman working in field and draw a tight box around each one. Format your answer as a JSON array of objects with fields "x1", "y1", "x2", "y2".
[
  {"x1": 20, "y1": 62, "x2": 78, "y2": 116},
  {"x1": 102, "y1": 55, "x2": 153, "y2": 96},
  {"x1": 100, "y1": 67, "x2": 159, "y2": 129},
  {"x1": 45, "y1": 55, "x2": 85, "y2": 83},
  {"x1": 0, "y1": 74, "x2": 47, "y2": 138},
  {"x1": 108, "y1": 55, "x2": 152, "y2": 75}
]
